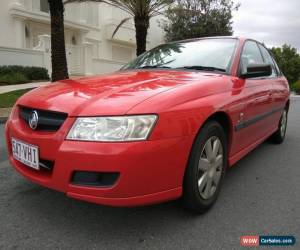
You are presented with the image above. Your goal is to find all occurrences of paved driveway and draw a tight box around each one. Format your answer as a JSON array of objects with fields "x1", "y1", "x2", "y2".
[
  {"x1": 0, "y1": 98, "x2": 299, "y2": 250},
  {"x1": 0, "y1": 82, "x2": 50, "y2": 94}
]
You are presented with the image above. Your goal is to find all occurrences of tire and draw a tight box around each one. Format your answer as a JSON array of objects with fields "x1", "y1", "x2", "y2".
[
  {"x1": 183, "y1": 120, "x2": 227, "y2": 214},
  {"x1": 270, "y1": 109, "x2": 288, "y2": 144}
]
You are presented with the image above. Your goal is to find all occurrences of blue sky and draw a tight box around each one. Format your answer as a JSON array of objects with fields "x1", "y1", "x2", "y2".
[{"x1": 232, "y1": 0, "x2": 300, "y2": 51}]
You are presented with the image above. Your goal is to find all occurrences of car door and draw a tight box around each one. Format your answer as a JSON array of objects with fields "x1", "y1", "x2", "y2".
[
  {"x1": 236, "y1": 40, "x2": 273, "y2": 148},
  {"x1": 258, "y1": 44, "x2": 288, "y2": 130}
]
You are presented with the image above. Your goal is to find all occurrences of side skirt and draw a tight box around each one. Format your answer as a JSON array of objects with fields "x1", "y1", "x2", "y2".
[{"x1": 228, "y1": 126, "x2": 278, "y2": 167}]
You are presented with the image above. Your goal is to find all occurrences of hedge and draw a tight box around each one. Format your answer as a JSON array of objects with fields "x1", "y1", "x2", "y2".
[
  {"x1": 0, "y1": 65, "x2": 49, "y2": 85},
  {"x1": 0, "y1": 72, "x2": 29, "y2": 85}
]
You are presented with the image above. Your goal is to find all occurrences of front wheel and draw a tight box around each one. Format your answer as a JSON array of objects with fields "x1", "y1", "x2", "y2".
[{"x1": 183, "y1": 121, "x2": 227, "y2": 214}]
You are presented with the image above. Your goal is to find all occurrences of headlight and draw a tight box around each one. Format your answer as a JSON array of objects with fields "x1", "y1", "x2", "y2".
[{"x1": 67, "y1": 115, "x2": 158, "y2": 142}]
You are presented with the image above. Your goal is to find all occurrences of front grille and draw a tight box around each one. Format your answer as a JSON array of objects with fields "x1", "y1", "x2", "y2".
[{"x1": 19, "y1": 106, "x2": 68, "y2": 131}]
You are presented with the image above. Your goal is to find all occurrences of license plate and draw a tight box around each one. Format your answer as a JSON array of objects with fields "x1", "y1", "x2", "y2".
[{"x1": 12, "y1": 138, "x2": 39, "y2": 170}]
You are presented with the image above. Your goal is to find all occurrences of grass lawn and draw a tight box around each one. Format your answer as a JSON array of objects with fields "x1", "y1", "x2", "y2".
[{"x1": 0, "y1": 88, "x2": 34, "y2": 108}]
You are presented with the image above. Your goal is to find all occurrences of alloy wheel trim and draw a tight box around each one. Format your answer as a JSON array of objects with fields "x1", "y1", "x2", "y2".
[
  {"x1": 280, "y1": 110, "x2": 287, "y2": 137},
  {"x1": 197, "y1": 136, "x2": 223, "y2": 200}
]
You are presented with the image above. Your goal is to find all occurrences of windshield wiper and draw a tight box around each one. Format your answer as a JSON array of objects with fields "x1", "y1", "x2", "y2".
[
  {"x1": 137, "y1": 65, "x2": 171, "y2": 69},
  {"x1": 178, "y1": 66, "x2": 226, "y2": 72}
]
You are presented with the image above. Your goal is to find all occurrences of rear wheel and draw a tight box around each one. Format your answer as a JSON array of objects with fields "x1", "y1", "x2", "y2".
[
  {"x1": 183, "y1": 121, "x2": 227, "y2": 214},
  {"x1": 270, "y1": 109, "x2": 288, "y2": 144}
]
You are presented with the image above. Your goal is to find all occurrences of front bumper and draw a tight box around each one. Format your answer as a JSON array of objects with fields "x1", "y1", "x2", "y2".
[{"x1": 5, "y1": 110, "x2": 194, "y2": 206}]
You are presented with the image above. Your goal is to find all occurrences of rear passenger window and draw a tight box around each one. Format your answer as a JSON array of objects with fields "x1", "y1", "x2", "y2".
[
  {"x1": 240, "y1": 41, "x2": 264, "y2": 74},
  {"x1": 258, "y1": 44, "x2": 277, "y2": 77}
]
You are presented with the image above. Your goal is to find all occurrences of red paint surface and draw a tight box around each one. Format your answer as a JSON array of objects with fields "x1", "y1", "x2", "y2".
[{"x1": 5, "y1": 38, "x2": 290, "y2": 206}]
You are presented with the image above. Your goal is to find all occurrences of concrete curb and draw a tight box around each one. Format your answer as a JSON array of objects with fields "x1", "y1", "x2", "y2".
[
  {"x1": 0, "y1": 116, "x2": 7, "y2": 124},
  {"x1": 0, "y1": 108, "x2": 11, "y2": 124}
]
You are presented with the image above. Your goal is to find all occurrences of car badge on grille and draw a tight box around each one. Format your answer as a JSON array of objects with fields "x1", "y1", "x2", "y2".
[{"x1": 29, "y1": 110, "x2": 39, "y2": 130}]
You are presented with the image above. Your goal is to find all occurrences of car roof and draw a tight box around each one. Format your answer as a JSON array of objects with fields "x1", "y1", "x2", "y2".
[{"x1": 170, "y1": 36, "x2": 251, "y2": 44}]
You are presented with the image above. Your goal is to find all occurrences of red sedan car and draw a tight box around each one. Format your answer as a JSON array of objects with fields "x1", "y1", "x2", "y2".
[{"x1": 5, "y1": 37, "x2": 289, "y2": 213}]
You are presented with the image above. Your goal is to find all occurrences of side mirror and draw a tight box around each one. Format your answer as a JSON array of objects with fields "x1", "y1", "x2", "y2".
[{"x1": 240, "y1": 64, "x2": 272, "y2": 79}]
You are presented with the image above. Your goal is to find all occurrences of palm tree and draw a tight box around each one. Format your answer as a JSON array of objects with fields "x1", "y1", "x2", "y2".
[
  {"x1": 65, "y1": 0, "x2": 173, "y2": 56},
  {"x1": 48, "y1": 0, "x2": 69, "y2": 81}
]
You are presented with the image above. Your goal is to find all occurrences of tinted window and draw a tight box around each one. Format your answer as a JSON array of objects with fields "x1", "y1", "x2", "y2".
[
  {"x1": 122, "y1": 39, "x2": 237, "y2": 73},
  {"x1": 258, "y1": 44, "x2": 277, "y2": 77},
  {"x1": 240, "y1": 41, "x2": 264, "y2": 74}
]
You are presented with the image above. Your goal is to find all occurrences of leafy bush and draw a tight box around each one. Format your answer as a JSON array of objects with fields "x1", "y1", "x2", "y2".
[
  {"x1": 0, "y1": 72, "x2": 29, "y2": 85},
  {"x1": 23, "y1": 66, "x2": 50, "y2": 81},
  {"x1": 292, "y1": 80, "x2": 300, "y2": 94},
  {"x1": 0, "y1": 65, "x2": 49, "y2": 84},
  {"x1": 270, "y1": 45, "x2": 300, "y2": 85}
]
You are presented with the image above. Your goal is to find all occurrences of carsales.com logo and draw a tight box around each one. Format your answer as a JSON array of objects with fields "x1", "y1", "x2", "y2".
[
  {"x1": 240, "y1": 235, "x2": 296, "y2": 247},
  {"x1": 240, "y1": 236, "x2": 259, "y2": 247}
]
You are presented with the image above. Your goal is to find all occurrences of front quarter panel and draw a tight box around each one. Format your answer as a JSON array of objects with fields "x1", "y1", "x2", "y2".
[{"x1": 128, "y1": 75, "x2": 245, "y2": 152}]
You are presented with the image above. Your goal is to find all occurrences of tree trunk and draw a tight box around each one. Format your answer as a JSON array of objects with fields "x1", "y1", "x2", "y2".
[
  {"x1": 134, "y1": 16, "x2": 149, "y2": 56},
  {"x1": 48, "y1": 0, "x2": 69, "y2": 82}
]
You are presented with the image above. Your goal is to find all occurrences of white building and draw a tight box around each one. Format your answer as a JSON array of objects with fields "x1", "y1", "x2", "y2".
[{"x1": 0, "y1": 0, "x2": 165, "y2": 76}]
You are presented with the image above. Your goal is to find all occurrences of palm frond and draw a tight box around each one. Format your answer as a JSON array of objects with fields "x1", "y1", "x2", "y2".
[
  {"x1": 111, "y1": 17, "x2": 132, "y2": 38},
  {"x1": 64, "y1": 0, "x2": 175, "y2": 56}
]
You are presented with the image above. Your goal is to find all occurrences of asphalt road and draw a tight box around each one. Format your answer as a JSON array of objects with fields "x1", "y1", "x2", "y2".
[{"x1": 0, "y1": 98, "x2": 300, "y2": 250}]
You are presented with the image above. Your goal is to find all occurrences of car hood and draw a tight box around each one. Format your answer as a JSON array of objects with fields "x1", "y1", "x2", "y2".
[{"x1": 17, "y1": 70, "x2": 223, "y2": 116}]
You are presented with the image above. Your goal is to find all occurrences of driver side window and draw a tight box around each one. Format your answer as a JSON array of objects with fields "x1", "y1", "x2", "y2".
[{"x1": 240, "y1": 41, "x2": 264, "y2": 74}]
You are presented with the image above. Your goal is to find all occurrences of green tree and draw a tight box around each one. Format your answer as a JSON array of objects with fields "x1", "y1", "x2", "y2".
[
  {"x1": 161, "y1": 0, "x2": 239, "y2": 42},
  {"x1": 48, "y1": 0, "x2": 69, "y2": 82},
  {"x1": 270, "y1": 44, "x2": 300, "y2": 84},
  {"x1": 65, "y1": 0, "x2": 173, "y2": 56}
]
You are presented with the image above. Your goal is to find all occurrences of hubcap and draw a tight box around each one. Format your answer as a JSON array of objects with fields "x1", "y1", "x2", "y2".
[
  {"x1": 198, "y1": 136, "x2": 223, "y2": 200},
  {"x1": 280, "y1": 110, "x2": 287, "y2": 137}
]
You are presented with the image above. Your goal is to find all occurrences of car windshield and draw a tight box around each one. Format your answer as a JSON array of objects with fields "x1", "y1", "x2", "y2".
[{"x1": 122, "y1": 38, "x2": 237, "y2": 73}]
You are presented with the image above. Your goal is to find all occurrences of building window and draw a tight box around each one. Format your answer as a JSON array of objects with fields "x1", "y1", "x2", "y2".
[{"x1": 40, "y1": 0, "x2": 50, "y2": 13}]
